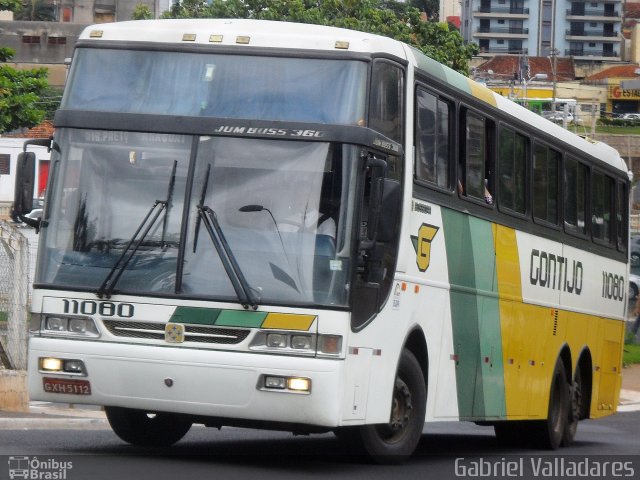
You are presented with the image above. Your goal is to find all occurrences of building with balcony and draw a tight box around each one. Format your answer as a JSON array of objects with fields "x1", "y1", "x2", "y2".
[{"x1": 462, "y1": 0, "x2": 623, "y2": 61}]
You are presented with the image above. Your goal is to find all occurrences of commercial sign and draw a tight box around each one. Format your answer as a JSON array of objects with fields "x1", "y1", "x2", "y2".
[{"x1": 609, "y1": 85, "x2": 640, "y2": 100}]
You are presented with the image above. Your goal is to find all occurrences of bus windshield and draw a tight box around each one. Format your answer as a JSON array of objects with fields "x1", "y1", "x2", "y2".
[
  {"x1": 62, "y1": 49, "x2": 367, "y2": 125},
  {"x1": 36, "y1": 129, "x2": 358, "y2": 307}
]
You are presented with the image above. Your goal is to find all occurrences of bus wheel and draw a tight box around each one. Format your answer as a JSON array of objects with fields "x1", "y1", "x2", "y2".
[
  {"x1": 562, "y1": 364, "x2": 583, "y2": 446},
  {"x1": 529, "y1": 358, "x2": 570, "y2": 450},
  {"x1": 105, "y1": 407, "x2": 192, "y2": 447},
  {"x1": 359, "y1": 349, "x2": 426, "y2": 464}
]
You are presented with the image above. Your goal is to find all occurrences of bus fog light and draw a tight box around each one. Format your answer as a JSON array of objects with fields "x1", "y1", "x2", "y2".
[
  {"x1": 291, "y1": 335, "x2": 312, "y2": 350},
  {"x1": 264, "y1": 376, "x2": 287, "y2": 389},
  {"x1": 287, "y1": 377, "x2": 311, "y2": 392},
  {"x1": 63, "y1": 360, "x2": 86, "y2": 375},
  {"x1": 40, "y1": 357, "x2": 63, "y2": 372},
  {"x1": 266, "y1": 333, "x2": 287, "y2": 348},
  {"x1": 318, "y1": 335, "x2": 342, "y2": 354}
]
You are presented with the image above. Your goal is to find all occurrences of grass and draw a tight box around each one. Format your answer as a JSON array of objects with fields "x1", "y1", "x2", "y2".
[
  {"x1": 594, "y1": 125, "x2": 640, "y2": 135},
  {"x1": 623, "y1": 332, "x2": 640, "y2": 366},
  {"x1": 624, "y1": 344, "x2": 640, "y2": 366}
]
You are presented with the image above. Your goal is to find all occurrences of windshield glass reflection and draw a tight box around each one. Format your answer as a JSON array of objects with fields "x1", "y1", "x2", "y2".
[{"x1": 36, "y1": 130, "x2": 356, "y2": 307}]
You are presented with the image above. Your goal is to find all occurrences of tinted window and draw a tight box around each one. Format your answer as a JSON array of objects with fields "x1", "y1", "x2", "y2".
[
  {"x1": 461, "y1": 110, "x2": 493, "y2": 204},
  {"x1": 617, "y1": 182, "x2": 627, "y2": 251},
  {"x1": 564, "y1": 156, "x2": 587, "y2": 235},
  {"x1": 533, "y1": 143, "x2": 559, "y2": 225},
  {"x1": 498, "y1": 127, "x2": 527, "y2": 213},
  {"x1": 415, "y1": 87, "x2": 451, "y2": 189},
  {"x1": 369, "y1": 61, "x2": 404, "y2": 142},
  {"x1": 592, "y1": 171, "x2": 613, "y2": 243}
]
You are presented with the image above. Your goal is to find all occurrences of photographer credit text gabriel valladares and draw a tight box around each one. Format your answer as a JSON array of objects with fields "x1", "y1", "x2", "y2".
[{"x1": 454, "y1": 457, "x2": 635, "y2": 478}]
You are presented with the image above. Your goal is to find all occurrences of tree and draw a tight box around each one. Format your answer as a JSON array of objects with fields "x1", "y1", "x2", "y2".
[
  {"x1": 132, "y1": 3, "x2": 154, "y2": 20},
  {"x1": 0, "y1": 0, "x2": 21, "y2": 12},
  {"x1": 14, "y1": 0, "x2": 56, "y2": 21},
  {"x1": 408, "y1": 0, "x2": 438, "y2": 20},
  {"x1": 162, "y1": 0, "x2": 477, "y2": 75},
  {"x1": 0, "y1": 49, "x2": 49, "y2": 133}
]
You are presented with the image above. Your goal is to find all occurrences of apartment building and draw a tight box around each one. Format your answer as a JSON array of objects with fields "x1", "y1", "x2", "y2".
[{"x1": 461, "y1": 0, "x2": 623, "y2": 60}]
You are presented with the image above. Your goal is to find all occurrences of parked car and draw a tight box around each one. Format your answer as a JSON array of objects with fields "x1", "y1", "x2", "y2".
[
  {"x1": 546, "y1": 112, "x2": 583, "y2": 125},
  {"x1": 621, "y1": 113, "x2": 640, "y2": 121},
  {"x1": 630, "y1": 270, "x2": 640, "y2": 301},
  {"x1": 631, "y1": 235, "x2": 640, "y2": 266}
]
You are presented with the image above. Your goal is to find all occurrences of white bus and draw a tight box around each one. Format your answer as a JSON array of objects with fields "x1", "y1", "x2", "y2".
[{"x1": 16, "y1": 19, "x2": 628, "y2": 463}]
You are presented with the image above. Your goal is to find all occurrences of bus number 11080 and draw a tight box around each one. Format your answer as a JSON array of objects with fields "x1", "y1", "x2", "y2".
[{"x1": 62, "y1": 299, "x2": 135, "y2": 318}]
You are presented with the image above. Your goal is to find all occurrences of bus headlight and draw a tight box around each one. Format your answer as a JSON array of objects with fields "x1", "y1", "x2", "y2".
[
  {"x1": 250, "y1": 331, "x2": 342, "y2": 356},
  {"x1": 43, "y1": 316, "x2": 100, "y2": 338}
]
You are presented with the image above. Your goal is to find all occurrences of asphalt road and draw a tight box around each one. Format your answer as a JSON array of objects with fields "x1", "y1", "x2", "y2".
[{"x1": 0, "y1": 412, "x2": 638, "y2": 480}]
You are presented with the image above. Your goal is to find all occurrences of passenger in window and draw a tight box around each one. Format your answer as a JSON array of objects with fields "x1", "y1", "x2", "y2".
[{"x1": 484, "y1": 179, "x2": 493, "y2": 205}]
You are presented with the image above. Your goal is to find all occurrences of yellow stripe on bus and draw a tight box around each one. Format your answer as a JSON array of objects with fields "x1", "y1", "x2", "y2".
[
  {"x1": 495, "y1": 225, "x2": 553, "y2": 418},
  {"x1": 262, "y1": 313, "x2": 316, "y2": 331},
  {"x1": 494, "y1": 224, "x2": 625, "y2": 419}
]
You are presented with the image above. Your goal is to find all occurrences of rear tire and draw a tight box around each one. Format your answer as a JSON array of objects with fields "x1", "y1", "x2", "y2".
[
  {"x1": 358, "y1": 349, "x2": 426, "y2": 464},
  {"x1": 562, "y1": 363, "x2": 584, "y2": 446},
  {"x1": 105, "y1": 407, "x2": 192, "y2": 447},
  {"x1": 528, "y1": 358, "x2": 570, "y2": 450}
]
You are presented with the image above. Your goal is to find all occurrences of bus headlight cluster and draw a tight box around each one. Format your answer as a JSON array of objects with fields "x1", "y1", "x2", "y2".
[
  {"x1": 250, "y1": 331, "x2": 342, "y2": 356},
  {"x1": 42, "y1": 316, "x2": 100, "y2": 338},
  {"x1": 39, "y1": 357, "x2": 87, "y2": 376}
]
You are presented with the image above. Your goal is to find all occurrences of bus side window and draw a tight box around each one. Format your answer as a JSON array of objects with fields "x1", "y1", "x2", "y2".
[
  {"x1": 592, "y1": 170, "x2": 614, "y2": 244},
  {"x1": 497, "y1": 126, "x2": 527, "y2": 214},
  {"x1": 461, "y1": 109, "x2": 494, "y2": 204},
  {"x1": 415, "y1": 87, "x2": 451, "y2": 190},
  {"x1": 616, "y1": 181, "x2": 628, "y2": 252},
  {"x1": 564, "y1": 155, "x2": 588, "y2": 235},
  {"x1": 533, "y1": 143, "x2": 559, "y2": 225},
  {"x1": 369, "y1": 60, "x2": 404, "y2": 143}
]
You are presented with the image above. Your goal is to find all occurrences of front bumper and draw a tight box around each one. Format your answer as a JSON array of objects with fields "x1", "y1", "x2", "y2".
[{"x1": 28, "y1": 337, "x2": 345, "y2": 427}]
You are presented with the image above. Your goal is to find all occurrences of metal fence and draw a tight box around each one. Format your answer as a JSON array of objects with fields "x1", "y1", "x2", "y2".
[{"x1": 0, "y1": 221, "x2": 31, "y2": 370}]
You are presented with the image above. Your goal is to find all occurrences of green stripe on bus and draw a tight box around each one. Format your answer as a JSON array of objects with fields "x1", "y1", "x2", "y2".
[
  {"x1": 442, "y1": 210, "x2": 506, "y2": 419},
  {"x1": 214, "y1": 310, "x2": 268, "y2": 328},
  {"x1": 169, "y1": 307, "x2": 221, "y2": 325},
  {"x1": 410, "y1": 47, "x2": 471, "y2": 94}
]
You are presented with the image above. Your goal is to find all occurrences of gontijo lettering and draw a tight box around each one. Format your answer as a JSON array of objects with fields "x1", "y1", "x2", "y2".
[{"x1": 529, "y1": 249, "x2": 583, "y2": 295}]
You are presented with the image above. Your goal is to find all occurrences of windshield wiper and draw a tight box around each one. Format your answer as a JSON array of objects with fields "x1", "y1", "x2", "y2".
[
  {"x1": 96, "y1": 160, "x2": 177, "y2": 299},
  {"x1": 193, "y1": 164, "x2": 259, "y2": 310}
]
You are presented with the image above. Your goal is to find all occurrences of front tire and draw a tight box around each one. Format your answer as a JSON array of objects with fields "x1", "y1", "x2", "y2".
[
  {"x1": 358, "y1": 349, "x2": 426, "y2": 464},
  {"x1": 105, "y1": 407, "x2": 192, "y2": 447}
]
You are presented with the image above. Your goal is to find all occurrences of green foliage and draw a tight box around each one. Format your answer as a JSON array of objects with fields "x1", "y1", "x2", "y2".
[
  {"x1": 14, "y1": 0, "x2": 56, "y2": 20},
  {"x1": 407, "y1": 0, "x2": 438, "y2": 19},
  {"x1": 132, "y1": 3, "x2": 154, "y2": 20},
  {"x1": 161, "y1": 0, "x2": 477, "y2": 75},
  {"x1": 0, "y1": 47, "x2": 14, "y2": 62},
  {"x1": 0, "y1": 0, "x2": 21, "y2": 12},
  {"x1": 0, "y1": 50, "x2": 49, "y2": 133},
  {"x1": 37, "y1": 85, "x2": 63, "y2": 120},
  {"x1": 623, "y1": 343, "x2": 640, "y2": 366}
]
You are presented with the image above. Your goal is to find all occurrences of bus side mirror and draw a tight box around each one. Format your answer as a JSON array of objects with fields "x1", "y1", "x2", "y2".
[
  {"x1": 13, "y1": 152, "x2": 36, "y2": 217},
  {"x1": 360, "y1": 155, "x2": 387, "y2": 250},
  {"x1": 376, "y1": 179, "x2": 401, "y2": 243}
]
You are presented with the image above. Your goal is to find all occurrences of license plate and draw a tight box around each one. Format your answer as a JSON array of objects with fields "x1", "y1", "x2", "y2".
[{"x1": 43, "y1": 377, "x2": 92, "y2": 395}]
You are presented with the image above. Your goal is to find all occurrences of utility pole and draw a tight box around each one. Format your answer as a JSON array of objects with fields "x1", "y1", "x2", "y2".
[{"x1": 549, "y1": 48, "x2": 559, "y2": 111}]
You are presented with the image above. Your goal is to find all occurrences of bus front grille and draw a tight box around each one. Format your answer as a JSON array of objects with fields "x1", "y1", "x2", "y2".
[{"x1": 102, "y1": 320, "x2": 250, "y2": 344}]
